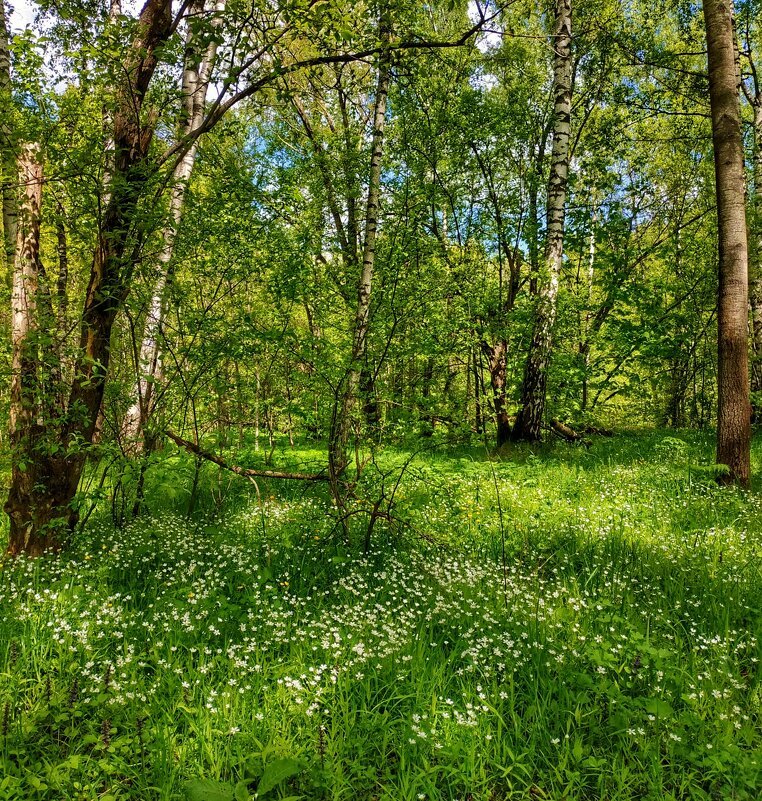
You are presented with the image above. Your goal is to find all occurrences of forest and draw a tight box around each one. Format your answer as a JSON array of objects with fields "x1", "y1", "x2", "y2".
[{"x1": 0, "y1": 0, "x2": 761, "y2": 799}]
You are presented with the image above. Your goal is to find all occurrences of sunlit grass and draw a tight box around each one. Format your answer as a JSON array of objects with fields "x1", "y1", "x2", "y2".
[{"x1": 1, "y1": 430, "x2": 761, "y2": 799}]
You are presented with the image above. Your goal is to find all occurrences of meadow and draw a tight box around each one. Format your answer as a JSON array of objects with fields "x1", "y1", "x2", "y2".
[{"x1": 0, "y1": 431, "x2": 761, "y2": 800}]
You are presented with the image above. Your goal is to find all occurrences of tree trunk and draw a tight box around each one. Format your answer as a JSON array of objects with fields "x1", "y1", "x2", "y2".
[
  {"x1": 5, "y1": 0, "x2": 174, "y2": 555},
  {"x1": 5, "y1": 147, "x2": 47, "y2": 553},
  {"x1": 482, "y1": 340, "x2": 510, "y2": 447},
  {"x1": 749, "y1": 100, "x2": 762, "y2": 420},
  {"x1": 328, "y1": 19, "x2": 391, "y2": 488},
  {"x1": 512, "y1": 0, "x2": 572, "y2": 442},
  {"x1": 579, "y1": 205, "x2": 596, "y2": 413},
  {"x1": 704, "y1": 0, "x2": 751, "y2": 487},
  {"x1": 123, "y1": 0, "x2": 225, "y2": 452}
]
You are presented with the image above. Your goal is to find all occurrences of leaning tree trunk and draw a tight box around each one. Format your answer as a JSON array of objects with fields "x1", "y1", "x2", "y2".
[
  {"x1": 512, "y1": 0, "x2": 572, "y2": 442},
  {"x1": 328, "y1": 22, "x2": 391, "y2": 491},
  {"x1": 123, "y1": 0, "x2": 225, "y2": 454},
  {"x1": 703, "y1": 0, "x2": 751, "y2": 487},
  {"x1": 5, "y1": 0, "x2": 174, "y2": 555}
]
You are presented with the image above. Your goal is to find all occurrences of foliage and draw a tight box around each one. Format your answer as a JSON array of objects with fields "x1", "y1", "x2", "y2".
[{"x1": 1, "y1": 432, "x2": 761, "y2": 799}]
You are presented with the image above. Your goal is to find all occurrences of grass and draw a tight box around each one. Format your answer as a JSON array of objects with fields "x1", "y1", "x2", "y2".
[{"x1": 0, "y1": 429, "x2": 761, "y2": 800}]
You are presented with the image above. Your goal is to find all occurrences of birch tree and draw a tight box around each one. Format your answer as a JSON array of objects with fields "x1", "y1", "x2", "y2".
[
  {"x1": 122, "y1": 0, "x2": 226, "y2": 454},
  {"x1": 5, "y1": 0, "x2": 175, "y2": 555},
  {"x1": 328, "y1": 13, "x2": 392, "y2": 493},
  {"x1": 512, "y1": 0, "x2": 573, "y2": 442}
]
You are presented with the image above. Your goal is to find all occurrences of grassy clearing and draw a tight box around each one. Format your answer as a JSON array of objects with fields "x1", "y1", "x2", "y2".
[{"x1": 1, "y1": 431, "x2": 761, "y2": 800}]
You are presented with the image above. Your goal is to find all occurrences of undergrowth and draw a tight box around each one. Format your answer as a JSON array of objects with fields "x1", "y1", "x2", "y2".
[{"x1": 0, "y1": 430, "x2": 761, "y2": 800}]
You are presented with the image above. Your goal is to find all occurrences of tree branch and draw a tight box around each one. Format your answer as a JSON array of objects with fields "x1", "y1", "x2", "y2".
[{"x1": 166, "y1": 430, "x2": 330, "y2": 481}]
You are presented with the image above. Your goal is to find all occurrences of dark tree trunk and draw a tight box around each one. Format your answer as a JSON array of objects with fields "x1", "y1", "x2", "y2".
[
  {"x1": 704, "y1": 0, "x2": 751, "y2": 487},
  {"x1": 482, "y1": 340, "x2": 510, "y2": 447},
  {"x1": 5, "y1": 0, "x2": 174, "y2": 555}
]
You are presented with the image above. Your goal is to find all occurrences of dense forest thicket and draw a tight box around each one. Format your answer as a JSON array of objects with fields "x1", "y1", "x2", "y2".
[
  {"x1": 1, "y1": 1, "x2": 762, "y2": 799},
  {"x1": 0, "y1": 0, "x2": 761, "y2": 549}
]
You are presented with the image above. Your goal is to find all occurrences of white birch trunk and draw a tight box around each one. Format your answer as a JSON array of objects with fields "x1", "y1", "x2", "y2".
[
  {"x1": 512, "y1": 0, "x2": 572, "y2": 441},
  {"x1": 328, "y1": 23, "x2": 391, "y2": 485},
  {"x1": 123, "y1": 0, "x2": 226, "y2": 448}
]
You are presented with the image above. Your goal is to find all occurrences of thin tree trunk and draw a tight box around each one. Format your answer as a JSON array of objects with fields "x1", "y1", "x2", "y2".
[
  {"x1": 328, "y1": 18, "x2": 391, "y2": 490},
  {"x1": 580, "y1": 205, "x2": 595, "y2": 413},
  {"x1": 704, "y1": 0, "x2": 751, "y2": 487},
  {"x1": 512, "y1": 0, "x2": 572, "y2": 442},
  {"x1": 55, "y1": 207, "x2": 69, "y2": 326},
  {"x1": 473, "y1": 346, "x2": 483, "y2": 435},
  {"x1": 123, "y1": 0, "x2": 225, "y2": 451},
  {"x1": 528, "y1": 133, "x2": 548, "y2": 297}
]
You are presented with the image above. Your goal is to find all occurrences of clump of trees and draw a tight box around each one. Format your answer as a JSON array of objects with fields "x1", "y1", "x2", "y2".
[{"x1": 0, "y1": 0, "x2": 757, "y2": 556}]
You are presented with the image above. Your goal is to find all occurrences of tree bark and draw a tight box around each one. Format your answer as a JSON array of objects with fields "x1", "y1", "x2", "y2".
[
  {"x1": 512, "y1": 0, "x2": 572, "y2": 442},
  {"x1": 5, "y1": 146, "x2": 60, "y2": 555},
  {"x1": 328, "y1": 18, "x2": 391, "y2": 489},
  {"x1": 749, "y1": 100, "x2": 762, "y2": 419},
  {"x1": 482, "y1": 339, "x2": 510, "y2": 447},
  {"x1": 123, "y1": 0, "x2": 225, "y2": 453},
  {"x1": 703, "y1": 0, "x2": 751, "y2": 487},
  {"x1": 5, "y1": 0, "x2": 174, "y2": 555}
]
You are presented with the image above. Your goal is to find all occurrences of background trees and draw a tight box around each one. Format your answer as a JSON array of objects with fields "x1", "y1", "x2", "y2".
[{"x1": 0, "y1": 0, "x2": 759, "y2": 554}]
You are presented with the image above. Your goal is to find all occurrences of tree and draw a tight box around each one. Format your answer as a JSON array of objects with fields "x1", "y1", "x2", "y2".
[
  {"x1": 703, "y1": 0, "x2": 751, "y2": 487},
  {"x1": 122, "y1": 0, "x2": 226, "y2": 458},
  {"x1": 3, "y1": 0, "x2": 500, "y2": 555},
  {"x1": 512, "y1": 0, "x2": 573, "y2": 442}
]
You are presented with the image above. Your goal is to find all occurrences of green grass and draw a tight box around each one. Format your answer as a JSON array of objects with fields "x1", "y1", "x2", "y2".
[{"x1": 1, "y1": 430, "x2": 761, "y2": 800}]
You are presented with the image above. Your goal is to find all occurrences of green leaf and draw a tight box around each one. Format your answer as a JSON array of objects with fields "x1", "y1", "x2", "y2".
[
  {"x1": 256, "y1": 758, "x2": 303, "y2": 797},
  {"x1": 644, "y1": 698, "x2": 673, "y2": 718},
  {"x1": 183, "y1": 778, "x2": 235, "y2": 801},
  {"x1": 234, "y1": 781, "x2": 250, "y2": 801}
]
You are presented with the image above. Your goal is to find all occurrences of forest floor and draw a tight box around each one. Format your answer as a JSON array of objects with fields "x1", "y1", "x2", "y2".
[{"x1": 1, "y1": 431, "x2": 761, "y2": 801}]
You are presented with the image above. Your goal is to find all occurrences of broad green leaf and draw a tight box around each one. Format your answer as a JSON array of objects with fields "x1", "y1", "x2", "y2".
[
  {"x1": 644, "y1": 698, "x2": 673, "y2": 717},
  {"x1": 183, "y1": 778, "x2": 235, "y2": 801},
  {"x1": 256, "y1": 758, "x2": 303, "y2": 796}
]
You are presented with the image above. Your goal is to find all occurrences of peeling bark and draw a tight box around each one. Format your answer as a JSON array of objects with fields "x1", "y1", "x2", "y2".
[
  {"x1": 328, "y1": 19, "x2": 391, "y2": 490},
  {"x1": 512, "y1": 0, "x2": 572, "y2": 442}
]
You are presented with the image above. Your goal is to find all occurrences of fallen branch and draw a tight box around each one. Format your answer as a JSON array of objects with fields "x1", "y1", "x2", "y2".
[
  {"x1": 549, "y1": 418, "x2": 583, "y2": 442},
  {"x1": 165, "y1": 430, "x2": 330, "y2": 481},
  {"x1": 578, "y1": 424, "x2": 614, "y2": 437}
]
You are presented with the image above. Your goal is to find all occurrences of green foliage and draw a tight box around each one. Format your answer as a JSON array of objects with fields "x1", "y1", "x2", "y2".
[{"x1": 2, "y1": 432, "x2": 762, "y2": 800}]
